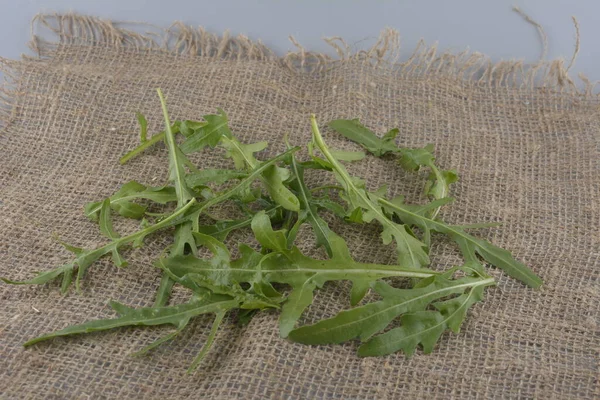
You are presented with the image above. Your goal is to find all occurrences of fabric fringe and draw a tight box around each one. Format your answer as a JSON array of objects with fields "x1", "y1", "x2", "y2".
[
  {"x1": 1, "y1": 11, "x2": 597, "y2": 126},
  {"x1": 0, "y1": 59, "x2": 21, "y2": 129}
]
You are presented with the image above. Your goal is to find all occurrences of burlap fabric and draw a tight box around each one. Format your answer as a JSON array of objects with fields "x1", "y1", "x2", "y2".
[{"x1": 1, "y1": 14, "x2": 598, "y2": 399}]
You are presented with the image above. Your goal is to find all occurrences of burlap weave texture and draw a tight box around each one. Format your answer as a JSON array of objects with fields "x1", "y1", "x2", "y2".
[{"x1": 0, "y1": 14, "x2": 598, "y2": 399}]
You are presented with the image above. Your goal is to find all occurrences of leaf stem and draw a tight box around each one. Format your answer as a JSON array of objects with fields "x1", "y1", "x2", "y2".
[
  {"x1": 187, "y1": 311, "x2": 226, "y2": 373},
  {"x1": 119, "y1": 132, "x2": 165, "y2": 165},
  {"x1": 154, "y1": 273, "x2": 175, "y2": 307},
  {"x1": 310, "y1": 115, "x2": 427, "y2": 268},
  {"x1": 427, "y1": 164, "x2": 447, "y2": 220},
  {"x1": 309, "y1": 184, "x2": 344, "y2": 193}
]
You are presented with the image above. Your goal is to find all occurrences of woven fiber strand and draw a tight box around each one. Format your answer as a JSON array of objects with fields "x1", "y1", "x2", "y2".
[{"x1": 1, "y1": 14, "x2": 599, "y2": 399}]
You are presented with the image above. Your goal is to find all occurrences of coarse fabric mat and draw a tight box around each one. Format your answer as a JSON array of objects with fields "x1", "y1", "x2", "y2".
[{"x1": 0, "y1": 14, "x2": 598, "y2": 400}]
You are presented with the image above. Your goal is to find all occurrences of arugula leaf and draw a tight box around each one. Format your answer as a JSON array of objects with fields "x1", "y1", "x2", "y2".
[
  {"x1": 358, "y1": 279, "x2": 488, "y2": 357},
  {"x1": 1, "y1": 198, "x2": 197, "y2": 293},
  {"x1": 179, "y1": 119, "x2": 207, "y2": 137},
  {"x1": 24, "y1": 294, "x2": 239, "y2": 371},
  {"x1": 157, "y1": 89, "x2": 195, "y2": 207},
  {"x1": 329, "y1": 119, "x2": 457, "y2": 219},
  {"x1": 23, "y1": 294, "x2": 236, "y2": 347},
  {"x1": 153, "y1": 89, "x2": 198, "y2": 306},
  {"x1": 251, "y1": 211, "x2": 438, "y2": 337},
  {"x1": 328, "y1": 119, "x2": 399, "y2": 156},
  {"x1": 185, "y1": 169, "x2": 247, "y2": 188},
  {"x1": 312, "y1": 196, "x2": 347, "y2": 219},
  {"x1": 164, "y1": 232, "x2": 282, "y2": 303},
  {"x1": 197, "y1": 205, "x2": 281, "y2": 241},
  {"x1": 98, "y1": 199, "x2": 127, "y2": 267},
  {"x1": 160, "y1": 211, "x2": 438, "y2": 339},
  {"x1": 194, "y1": 147, "x2": 300, "y2": 219},
  {"x1": 98, "y1": 199, "x2": 120, "y2": 240},
  {"x1": 221, "y1": 136, "x2": 300, "y2": 212},
  {"x1": 378, "y1": 197, "x2": 542, "y2": 288},
  {"x1": 285, "y1": 144, "x2": 335, "y2": 256},
  {"x1": 329, "y1": 149, "x2": 366, "y2": 161},
  {"x1": 180, "y1": 108, "x2": 232, "y2": 154},
  {"x1": 288, "y1": 263, "x2": 494, "y2": 350},
  {"x1": 84, "y1": 181, "x2": 177, "y2": 221},
  {"x1": 398, "y1": 145, "x2": 458, "y2": 219},
  {"x1": 311, "y1": 115, "x2": 429, "y2": 269}
]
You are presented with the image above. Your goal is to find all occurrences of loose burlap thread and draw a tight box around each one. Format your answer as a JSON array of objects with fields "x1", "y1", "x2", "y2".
[{"x1": 0, "y1": 14, "x2": 598, "y2": 399}]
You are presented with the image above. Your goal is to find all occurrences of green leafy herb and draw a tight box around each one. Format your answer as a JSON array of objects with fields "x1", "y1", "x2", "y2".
[
  {"x1": 377, "y1": 196, "x2": 542, "y2": 288},
  {"x1": 289, "y1": 262, "x2": 494, "y2": 355},
  {"x1": 185, "y1": 169, "x2": 247, "y2": 188},
  {"x1": 328, "y1": 119, "x2": 399, "y2": 156},
  {"x1": 329, "y1": 118, "x2": 458, "y2": 218},
  {"x1": 221, "y1": 136, "x2": 300, "y2": 212},
  {"x1": 285, "y1": 141, "x2": 335, "y2": 256},
  {"x1": 180, "y1": 108, "x2": 232, "y2": 154},
  {"x1": 84, "y1": 181, "x2": 177, "y2": 220},
  {"x1": 3, "y1": 92, "x2": 542, "y2": 370},
  {"x1": 311, "y1": 115, "x2": 430, "y2": 269},
  {"x1": 24, "y1": 294, "x2": 240, "y2": 371}
]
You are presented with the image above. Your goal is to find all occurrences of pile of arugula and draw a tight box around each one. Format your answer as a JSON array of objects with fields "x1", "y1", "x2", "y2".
[{"x1": 3, "y1": 90, "x2": 542, "y2": 371}]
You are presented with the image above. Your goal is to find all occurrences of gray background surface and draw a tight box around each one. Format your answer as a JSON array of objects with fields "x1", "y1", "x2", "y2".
[{"x1": 0, "y1": 0, "x2": 597, "y2": 81}]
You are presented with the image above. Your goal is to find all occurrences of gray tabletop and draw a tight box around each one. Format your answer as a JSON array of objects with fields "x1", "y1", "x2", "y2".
[{"x1": 0, "y1": 0, "x2": 596, "y2": 81}]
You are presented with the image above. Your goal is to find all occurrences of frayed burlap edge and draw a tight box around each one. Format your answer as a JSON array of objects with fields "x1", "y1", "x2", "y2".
[
  {"x1": 0, "y1": 12, "x2": 595, "y2": 132},
  {"x1": 0, "y1": 12, "x2": 596, "y2": 118}
]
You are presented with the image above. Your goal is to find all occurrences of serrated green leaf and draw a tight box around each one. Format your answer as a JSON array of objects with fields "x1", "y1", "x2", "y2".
[
  {"x1": 157, "y1": 89, "x2": 195, "y2": 208},
  {"x1": 160, "y1": 215, "x2": 438, "y2": 338},
  {"x1": 222, "y1": 136, "x2": 300, "y2": 212},
  {"x1": 312, "y1": 197, "x2": 346, "y2": 219},
  {"x1": 3, "y1": 198, "x2": 198, "y2": 292},
  {"x1": 358, "y1": 311, "x2": 446, "y2": 357},
  {"x1": 358, "y1": 283, "x2": 488, "y2": 357},
  {"x1": 329, "y1": 149, "x2": 366, "y2": 161},
  {"x1": 330, "y1": 121, "x2": 457, "y2": 220},
  {"x1": 180, "y1": 108, "x2": 232, "y2": 154},
  {"x1": 194, "y1": 147, "x2": 300, "y2": 220},
  {"x1": 155, "y1": 89, "x2": 199, "y2": 305},
  {"x1": 197, "y1": 205, "x2": 281, "y2": 241},
  {"x1": 398, "y1": 145, "x2": 435, "y2": 171},
  {"x1": 158, "y1": 233, "x2": 283, "y2": 310},
  {"x1": 85, "y1": 181, "x2": 177, "y2": 221},
  {"x1": 286, "y1": 147, "x2": 335, "y2": 256},
  {"x1": 171, "y1": 221, "x2": 197, "y2": 256},
  {"x1": 397, "y1": 144, "x2": 458, "y2": 219},
  {"x1": 23, "y1": 294, "x2": 239, "y2": 371},
  {"x1": 99, "y1": 199, "x2": 120, "y2": 240},
  {"x1": 426, "y1": 169, "x2": 458, "y2": 201},
  {"x1": 312, "y1": 115, "x2": 429, "y2": 269},
  {"x1": 179, "y1": 119, "x2": 207, "y2": 138},
  {"x1": 251, "y1": 211, "x2": 288, "y2": 252},
  {"x1": 378, "y1": 197, "x2": 542, "y2": 288},
  {"x1": 185, "y1": 169, "x2": 247, "y2": 188},
  {"x1": 252, "y1": 212, "x2": 438, "y2": 337},
  {"x1": 288, "y1": 266, "x2": 493, "y2": 346},
  {"x1": 98, "y1": 199, "x2": 128, "y2": 268},
  {"x1": 222, "y1": 137, "x2": 268, "y2": 170},
  {"x1": 328, "y1": 119, "x2": 399, "y2": 156}
]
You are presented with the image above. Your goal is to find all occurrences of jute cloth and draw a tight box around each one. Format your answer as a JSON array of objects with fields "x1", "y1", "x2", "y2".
[{"x1": 0, "y1": 14, "x2": 598, "y2": 399}]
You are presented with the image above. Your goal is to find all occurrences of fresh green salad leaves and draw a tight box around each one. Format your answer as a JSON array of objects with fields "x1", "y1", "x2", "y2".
[{"x1": 2, "y1": 91, "x2": 542, "y2": 372}]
